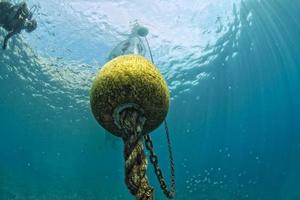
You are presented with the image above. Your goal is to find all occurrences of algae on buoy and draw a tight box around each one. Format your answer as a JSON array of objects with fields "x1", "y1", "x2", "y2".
[{"x1": 90, "y1": 54, "x2": 170, "y2": 137}]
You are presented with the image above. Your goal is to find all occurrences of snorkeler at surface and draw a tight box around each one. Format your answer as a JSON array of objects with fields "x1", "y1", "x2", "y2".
[
  {"x1": 108, "y1": 23, "x2": 149, "y2": 60},
  {"x1": 0, "y1": 1, "x2": 37, "y2": 50}
]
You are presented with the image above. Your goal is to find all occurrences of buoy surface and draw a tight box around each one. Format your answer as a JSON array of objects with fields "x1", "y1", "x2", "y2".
[{"x1": 90, "y1": 55, "x2": 170, "y2": 137}]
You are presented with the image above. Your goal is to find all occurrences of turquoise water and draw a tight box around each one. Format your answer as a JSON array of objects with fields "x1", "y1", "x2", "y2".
[{"x1": 1, "y1": 0, "x2": 300, "y2": 199}]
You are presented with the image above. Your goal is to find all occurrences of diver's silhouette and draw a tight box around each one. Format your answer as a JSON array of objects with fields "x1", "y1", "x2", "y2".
[{"x1": 0, "y1": 1, "x2": 37, "y2": 50}]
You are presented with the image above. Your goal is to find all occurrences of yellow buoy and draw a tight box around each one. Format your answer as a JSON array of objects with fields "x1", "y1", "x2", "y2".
[
  {"x1": 90, "y1": 52, "x2": 175, "y2": 200},
  {"x1": 90, "y1": 54, "x2": 170, "y2": 137}
]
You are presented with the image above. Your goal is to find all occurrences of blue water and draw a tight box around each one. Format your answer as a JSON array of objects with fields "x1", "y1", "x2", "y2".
[{"x1": 1, "y1": 0, "x2": 300, "y2": 199}]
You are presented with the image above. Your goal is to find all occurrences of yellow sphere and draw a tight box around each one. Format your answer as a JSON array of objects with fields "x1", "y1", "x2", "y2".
[{"x1": 90, "y1": 55, "x2": 170, "y2": 137}]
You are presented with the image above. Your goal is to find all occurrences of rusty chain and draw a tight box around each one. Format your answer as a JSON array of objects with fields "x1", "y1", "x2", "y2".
[{"x1": 144, "y1": 120, "x2": 175, "y2": 199}]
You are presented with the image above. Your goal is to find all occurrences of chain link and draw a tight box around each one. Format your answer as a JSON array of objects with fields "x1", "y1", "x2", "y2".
[
  {"x1": 144, "y1": 120, "x2": 175, "y2": 199},
  {"x1": 144, "y1": 36, "x2": 176, "y2": 199}
]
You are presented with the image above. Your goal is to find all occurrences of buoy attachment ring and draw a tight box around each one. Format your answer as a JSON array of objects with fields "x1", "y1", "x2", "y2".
[{"x1": 113, "y1": 103, "x2": 146, "y2": 130}]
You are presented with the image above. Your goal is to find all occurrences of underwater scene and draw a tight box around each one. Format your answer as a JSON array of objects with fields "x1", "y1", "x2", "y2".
[{"x1": 1, "y1": 0, "x2": 300, "y2": 199}]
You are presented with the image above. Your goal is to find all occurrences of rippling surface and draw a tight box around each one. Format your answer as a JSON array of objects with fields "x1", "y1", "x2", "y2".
[{"x1": 1, "y1": 0, "x2": 300, "y2": 199}]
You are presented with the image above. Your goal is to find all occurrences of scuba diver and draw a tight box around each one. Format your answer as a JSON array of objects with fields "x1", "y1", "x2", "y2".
[
  {"x1": 105, "y1": 23, "x2": 150, "y2": 148},
  {"x1": 0, "y1": 1, "x2": 37, "y2": 50}
]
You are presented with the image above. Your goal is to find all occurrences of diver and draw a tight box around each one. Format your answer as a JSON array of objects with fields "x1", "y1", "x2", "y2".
[
  {"x1": 108, "y1": 23, "x2": 149, "y2": 60},
  {"x1": 0, "y1": 1, "x2": 37, "y2": 50}
]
